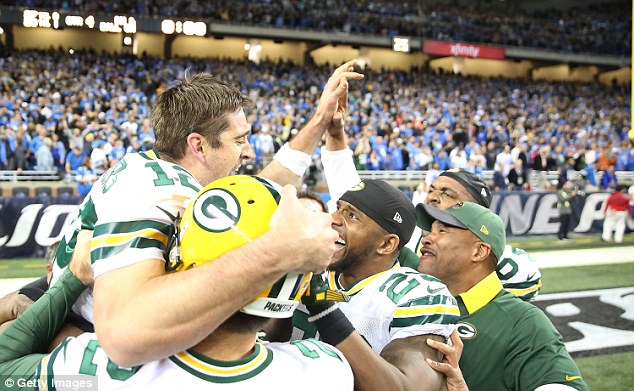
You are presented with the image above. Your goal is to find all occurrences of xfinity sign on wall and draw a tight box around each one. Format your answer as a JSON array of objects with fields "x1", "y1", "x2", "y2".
[{"x1": 423, "y1": 39, "x2": 505, "y2": 59}]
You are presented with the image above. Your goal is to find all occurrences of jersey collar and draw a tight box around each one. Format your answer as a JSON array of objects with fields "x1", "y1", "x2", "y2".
[
  {"x1": 170, "y1": 342, "x2": 273, "y2": 383},
  {"x1": 140, "y1": 149, "x2": 160, "y2": 160},
  {"x1": 329, "y1": 263, "x2": 400, "y2": 296},
  {"x1": 457, "y1": 272, "x2": 503, "y2": 315}
]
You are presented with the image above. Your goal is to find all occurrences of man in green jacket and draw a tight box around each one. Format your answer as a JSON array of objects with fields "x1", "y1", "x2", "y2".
[{"x1": 416, "y1": 201, "x2": 588, "y2": 391}]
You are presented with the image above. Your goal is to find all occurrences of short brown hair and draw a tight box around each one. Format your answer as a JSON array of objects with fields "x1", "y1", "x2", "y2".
[{"x1": 151, "y1": 73, "x2": 253, "y2": 161}]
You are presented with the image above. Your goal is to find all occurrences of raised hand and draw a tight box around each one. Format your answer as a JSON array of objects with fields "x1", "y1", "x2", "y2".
[{"x1": 315, "y1": 60, "x2": 364, "y2": 130}]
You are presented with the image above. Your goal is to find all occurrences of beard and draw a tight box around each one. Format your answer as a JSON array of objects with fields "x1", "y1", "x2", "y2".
[{"x1": 329, "y1": 241, "x2": 375, "y2": 274}]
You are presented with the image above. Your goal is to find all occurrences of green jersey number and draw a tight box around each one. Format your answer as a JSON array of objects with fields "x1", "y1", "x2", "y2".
[
  {"x1": 101, "y1": 158, "x2": 201, "y2": 194},
  {"x1": 101, "y1": 160, "x2": 128, "y2": 193},
  {"x1": 79, "y1": 340, "x2": 139, "y2": 381},
  {"x1": 497, "y1": 248, "x2": 526, "y2": 280},
  {"x1": 145, "y1": 161, "x2": 201, "y2": 192},
  {"x1": 379, "y1": 273, "x2": 421, "y2": 304},
  {"x1": 292, "y1": 339, "x2": 341, "y2": 361}
]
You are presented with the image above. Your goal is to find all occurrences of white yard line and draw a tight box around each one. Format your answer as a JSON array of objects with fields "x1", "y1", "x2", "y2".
[{"x1": 532, "y1": 246, "x2": 634, "y2": 269}]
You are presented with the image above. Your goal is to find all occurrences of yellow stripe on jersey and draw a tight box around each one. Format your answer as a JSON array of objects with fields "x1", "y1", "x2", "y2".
[
  {"x1": 175, "y1": 344, "x2": 268, "y2": 376},
  {"x1": 91, "y1": 228, "x2": 169, "y2": 250},
  {"x1": 39, "y1": 354, "x2": 50, "y2": 391},
  {"x1": 293, "y1": 273, "x2": 313, "y2": 301},
  {"x1": 393, "y1": 304, "x2": 461, "y2": 318},
  {"x1": 505, "y1": 280, "x2": 542, "y2": 296},
  {"x1": 145, "y1": 149, "x2": 158, "y2": 159}
]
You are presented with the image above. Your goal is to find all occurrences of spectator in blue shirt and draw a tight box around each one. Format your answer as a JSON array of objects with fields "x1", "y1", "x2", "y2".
[
  {"x1": 600, "y1": 165, "x2": 619, "y2": 190},
  {"x1": 75, "y1": 157, "x2": 97, "y2": 198},
  {"x1": 50, "y1": 133, "x2": 66, "y2": 171},
  {"x1": 65, "y1": 147, "x2": 87, "y2": 177},
  {"x1": 435, "y1": 150, "x2": 450, "y2": 170}
]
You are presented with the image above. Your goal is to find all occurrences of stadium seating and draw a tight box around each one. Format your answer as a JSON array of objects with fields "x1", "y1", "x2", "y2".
[
  {"x1": 11, "y1": 187, "x2": 30, "y2": 198},
  {"x1": 34, "y1": 186, "x2": 53, "y2": 198}
]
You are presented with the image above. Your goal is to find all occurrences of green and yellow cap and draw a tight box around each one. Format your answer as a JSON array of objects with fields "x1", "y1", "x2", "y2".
[{"x1": 416, "y1": 201, "x2": 506, "y2": 261}]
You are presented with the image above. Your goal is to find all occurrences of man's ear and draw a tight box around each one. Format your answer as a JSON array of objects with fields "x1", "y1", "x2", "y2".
[
  {"x1": 377, "y1": 235, "x2": 399, "y2": 257},
  {"x1": 473, "y1": 242, "x2": 493, "y2": 265},
  {"x1": 186, "y1": 133, "x2": 206, "y2": 157}
]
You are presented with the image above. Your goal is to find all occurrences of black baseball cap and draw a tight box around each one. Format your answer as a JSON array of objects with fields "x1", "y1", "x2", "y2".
[
  {"x1": 438, "y1": 169, "x2": 492, "y2": 208},
  {"x1": 340, "y1": 180, "x2": 416, "y2": 249}
]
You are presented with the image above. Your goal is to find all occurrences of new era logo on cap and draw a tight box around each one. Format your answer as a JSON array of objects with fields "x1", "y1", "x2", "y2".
[
  {"x1": 480, "y1": 225, "x2": 489, "y2": 235},
  {"x1": 393, "y1": 212, "x2": 403, "y2": 224}
]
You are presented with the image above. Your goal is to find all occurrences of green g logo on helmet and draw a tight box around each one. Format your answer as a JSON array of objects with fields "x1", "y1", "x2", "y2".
[
  {"x1": 193, "y1": 189, "x2": 241, "y2": 233},
  {"x1": 174, "y1": 175, "x2": 311, "y2": 319}
]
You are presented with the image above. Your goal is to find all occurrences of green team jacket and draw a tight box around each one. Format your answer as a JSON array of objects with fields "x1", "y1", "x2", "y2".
[
  {"x1": 456, "y1": 272, "x2": 589, "y2": 391},
  {"x1": 0, "y1": 271, "x2": 87, "y2": 391}
]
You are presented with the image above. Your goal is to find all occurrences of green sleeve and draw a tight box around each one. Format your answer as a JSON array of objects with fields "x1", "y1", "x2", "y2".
[
  {"x1": 397, "y1": 247, "x2": 420, "y2": 269},
  {"x1": 504, "y1": 306, "x2": 589, "y2": 391},
  {"x1": 0, "y1": 270, "x2": 87, "y2": 381}
]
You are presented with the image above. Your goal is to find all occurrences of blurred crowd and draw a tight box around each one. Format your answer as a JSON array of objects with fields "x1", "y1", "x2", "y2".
[
  {"x1": 1, "y1": 0, "x2": 630, "y2": 55},
  {"x1": 0, "y1": 50, "x2": 631, "y2": 195}
]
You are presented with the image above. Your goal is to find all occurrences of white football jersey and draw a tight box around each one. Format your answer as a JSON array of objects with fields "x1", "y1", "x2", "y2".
[
  {"x1": 38, "y1": 333, "x2": 353, "y2": 391},
  {"x1": 291, "y1": 266, "x2": 459, "y2": 354},
  {"x1": 50, "y1": 150, "x2": 201, "y2": 323},
  {"x1": 496, "y1": 245, "x2": 542, "y2": 301}
]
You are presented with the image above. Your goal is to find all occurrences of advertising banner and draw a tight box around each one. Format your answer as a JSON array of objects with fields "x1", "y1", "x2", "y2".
[
  {"x1": 0, "y1": 197, "x2": 82, "y2": 259},
  {"x1": 0, "y1": 192, "x2": 632, "y2": 259},
  {"x1": 423, "y1": 39, "x2": 506, "y2": 59},
  {"x1": 491, "y1": 191, "x2": 633, "y2": 236}
]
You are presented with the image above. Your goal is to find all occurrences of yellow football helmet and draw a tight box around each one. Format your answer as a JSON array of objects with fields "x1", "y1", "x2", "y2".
[{"x1": 173, "y1": 175, "x2": 311, "y2": 318}]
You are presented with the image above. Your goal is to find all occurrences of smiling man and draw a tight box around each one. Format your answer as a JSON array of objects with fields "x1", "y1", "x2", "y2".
[
  {"x1": 416, "y1": 201, "x2": 588, "y2": 391},
  {"x1": 48, "y1": 62, "x2": 363, "y2": 368},
  {"x1": 402, "y1": 169, "x2": 542, "y2": 302},
  {"x1": 288, "y1": 179, "x2": 463, "y2": 391}
]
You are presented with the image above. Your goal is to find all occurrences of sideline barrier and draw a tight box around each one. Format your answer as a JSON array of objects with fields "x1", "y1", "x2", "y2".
[
  {"x1": 0, "y1": 196, "x2": 82, "y2": 258},
  {"x1": 0, "y1": 192, "x2": 632, "y2": 258},
  {"x1": 490, "y1": 191, "x2": 634, "y2": 236}
]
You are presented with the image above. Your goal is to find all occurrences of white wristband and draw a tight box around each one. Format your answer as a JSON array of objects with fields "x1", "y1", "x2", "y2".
[
  {"x1": 307, "y1": 302, "x2": 341, "y2": 323},
  {"x1": 272, "y1": 143, "x2": 312, "y2": 177}
]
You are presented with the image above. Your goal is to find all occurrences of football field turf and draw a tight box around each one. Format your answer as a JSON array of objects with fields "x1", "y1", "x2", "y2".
[{"x1": 1, "y1": 236, "x2": 633, "y2": 391}]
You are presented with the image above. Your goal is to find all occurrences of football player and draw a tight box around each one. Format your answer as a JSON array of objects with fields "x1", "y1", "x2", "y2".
[
  {"x1": 48, "y1": 62, "x2": 363, "y2": 367},
  {"x1": 0, "y1": 176, "x2": 354, "y2": 391},
  {"x1": 321, "y1": 129, "x2": 542, "y2": 301},
  {"x1": 265, "y1": 174, "x2": 466, "y2": 391},
  {"x1": 292, "y1": 179, "x2": 463, "y2": 391}
]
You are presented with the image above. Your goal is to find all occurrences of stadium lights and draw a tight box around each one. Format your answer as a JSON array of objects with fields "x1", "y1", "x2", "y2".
[
  {"x1": 161, "y1": 19, "x2": 206, "y2": 36},
  {"x1": 100, "y1": 16, "x2": 136, "y2": 33},
  {"x1": 23, "y1": 10, "x2": 133, "y2": 33},
  {"x1": 392, "y1": 36, "x2": 410, "y2": 53}
]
